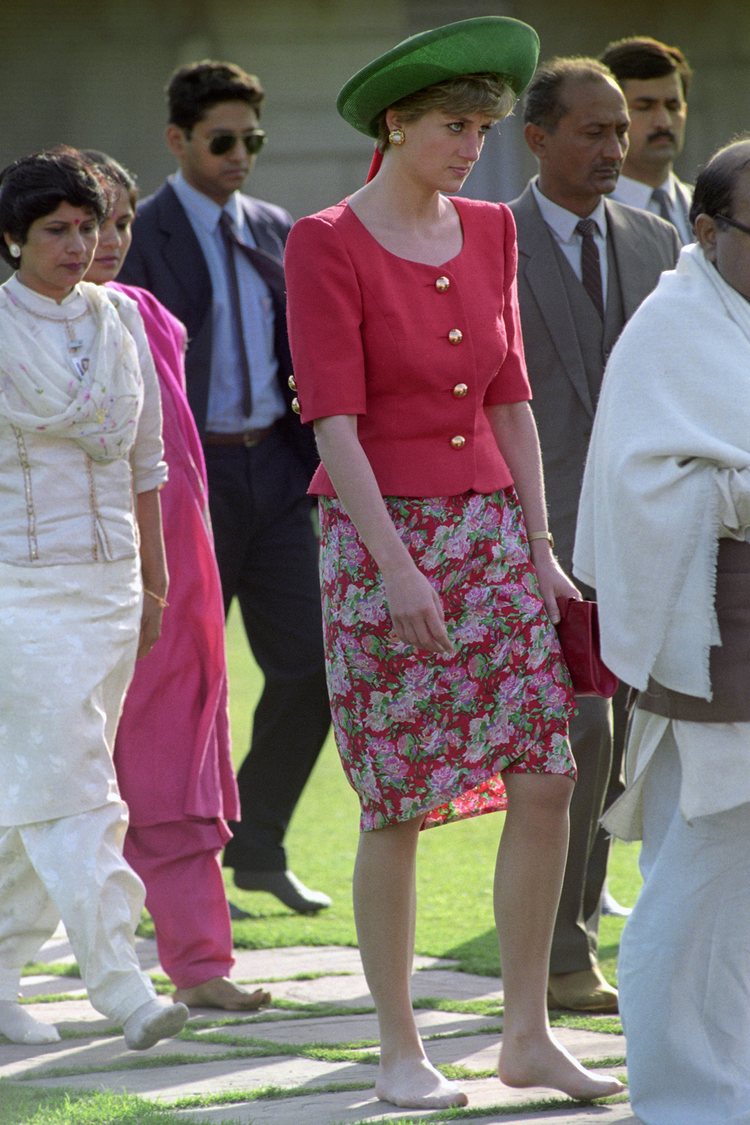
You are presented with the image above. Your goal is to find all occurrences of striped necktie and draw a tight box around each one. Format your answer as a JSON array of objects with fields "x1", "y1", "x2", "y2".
[{"x1": 576, "y1": 218, "x2": 604, "y2": 319}]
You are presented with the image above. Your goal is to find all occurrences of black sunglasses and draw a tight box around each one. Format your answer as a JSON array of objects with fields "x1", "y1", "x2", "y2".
[
  {"x1": 716, "y1": 213, "x2": 750, "y2": 237},
  {"x1": 208, "y1": 130, "x2": 267, "y2": 157}
]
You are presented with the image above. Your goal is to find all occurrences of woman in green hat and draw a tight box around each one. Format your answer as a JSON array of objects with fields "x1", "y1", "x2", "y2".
[{"x1": 285, "y1": 17, "x2": 624, "y2": 1111}]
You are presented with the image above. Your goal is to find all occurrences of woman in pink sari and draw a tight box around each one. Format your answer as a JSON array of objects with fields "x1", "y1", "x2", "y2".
[{"x1": 85, "y1": 152, "x2": 269, "y2": 1011}]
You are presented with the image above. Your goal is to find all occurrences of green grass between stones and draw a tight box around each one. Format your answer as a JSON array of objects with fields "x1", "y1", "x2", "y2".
[{"x1": 0, "y1": 1084, "x2": 195, "y2": 1125}]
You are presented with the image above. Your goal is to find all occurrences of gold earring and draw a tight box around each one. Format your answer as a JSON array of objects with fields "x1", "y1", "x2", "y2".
[
  {"x1": 388, "y1": 128, "x2": 405, "y2": 146},
  {"x1": 9, "y1": 242, "x2": 21, "y2": 258}
]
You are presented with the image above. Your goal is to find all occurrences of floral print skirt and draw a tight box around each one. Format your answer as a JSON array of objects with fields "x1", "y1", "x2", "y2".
[{"x1": 318, "y1": 489, "x2": 576, "y2": 832}]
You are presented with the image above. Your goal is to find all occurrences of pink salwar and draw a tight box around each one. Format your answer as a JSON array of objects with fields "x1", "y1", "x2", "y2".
[{"x1": 124, "y1": 820, "x2": 233, "y2": 989}]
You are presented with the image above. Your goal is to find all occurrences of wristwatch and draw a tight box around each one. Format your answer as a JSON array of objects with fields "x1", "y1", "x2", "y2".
[{"x1": 528, "y1": 530, "x2": 555, "y2": 549}]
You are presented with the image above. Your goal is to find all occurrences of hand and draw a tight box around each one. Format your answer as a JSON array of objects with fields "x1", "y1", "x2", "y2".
[
  {"x1": 137, "y1": 591, "x2": 165, "y2": 659},
  {"x1": 382, "y1": 560, "x2": 453, "y2": 655},
  {"x1": 529, "y1": 542, "x2": 580, "y2": 625}
]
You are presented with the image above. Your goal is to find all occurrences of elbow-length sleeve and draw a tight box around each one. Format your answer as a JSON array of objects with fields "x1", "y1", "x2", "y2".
[
  {"x1": 285, "y1": 213, "x2": 367, "y2": 423},
  {"x1": 483, "y1": 203, "x2": 531, "y2": 406}
]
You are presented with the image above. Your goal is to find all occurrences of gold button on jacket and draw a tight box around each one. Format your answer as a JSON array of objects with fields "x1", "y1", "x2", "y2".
[
  {"x1": 448, "y1": 328, "x2": 463, "y2": 345},
  {"x1": 287, "y1": 374, "x2": 297, "y2": 391},
  {"x1": 435, "y1": 276, "x2": 450, "y2": 292},
  {"x1": 450, "y1": 435, "x2": 466, "y2": 449},
  {"x1": 452, "y1": 383, "x2": 469, "y2": 398},
  {"x1": 291, "y1": 397, "x2": 301, "y2": 415}
]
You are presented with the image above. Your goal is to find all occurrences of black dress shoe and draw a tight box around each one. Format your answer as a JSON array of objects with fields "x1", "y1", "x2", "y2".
[
  {"x1": 601, "y1": 889, "x2": 632, "y2": 917},
  {"x1": 233, "y1": 869, "x2": 332, "y2": 914},
  {"x1": 227, "y1": 900, "x2": 252, "y2": 921}
]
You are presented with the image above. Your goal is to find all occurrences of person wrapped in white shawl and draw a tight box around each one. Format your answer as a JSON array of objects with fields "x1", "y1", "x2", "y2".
[{"x1": 573, "y1": 139, "x2": 750, "y2": 1125}]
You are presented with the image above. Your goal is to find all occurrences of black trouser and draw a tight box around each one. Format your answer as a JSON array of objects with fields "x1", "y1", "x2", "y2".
[{"x1": 205, "y1": 428, "x2": 331, "y2": 873}]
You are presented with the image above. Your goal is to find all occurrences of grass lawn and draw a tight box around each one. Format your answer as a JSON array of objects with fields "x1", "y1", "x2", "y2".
[
  {"x1": 221, "y1": 606, "x2": 642, "y2": 984},
  {"x1": 0, "y1": 1087, "x2": 193, "y2": 1125}
]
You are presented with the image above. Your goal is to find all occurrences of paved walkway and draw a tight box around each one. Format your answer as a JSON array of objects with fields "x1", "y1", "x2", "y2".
[{"x1": 1, "y1": 927, "x2": 637, "y2": 1124}]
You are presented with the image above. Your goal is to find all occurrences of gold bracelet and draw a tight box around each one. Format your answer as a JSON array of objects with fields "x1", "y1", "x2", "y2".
[
  {"x1": 143, "y1": 588, "x2": 169, "y2": 609},
  {"x1": 528, "y1": 530, "x2": 555, "y2": 550}
]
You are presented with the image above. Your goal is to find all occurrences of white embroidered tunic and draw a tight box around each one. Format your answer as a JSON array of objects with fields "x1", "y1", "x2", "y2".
[
  {"x1": 0, "y1": 276, "x2": 166, "y2": 566},
  {"x1": 0, "y1": 276, "x2": 166, "y2": 825}
]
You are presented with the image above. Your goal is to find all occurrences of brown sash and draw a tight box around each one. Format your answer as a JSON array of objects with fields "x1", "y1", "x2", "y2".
[{"x1": 637, "y1": 539, "x2": 750, "y2": 722}]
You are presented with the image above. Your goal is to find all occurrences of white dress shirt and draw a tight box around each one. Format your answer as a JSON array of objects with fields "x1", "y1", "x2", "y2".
[
  {"x1": 531, "y1": 179, "x2": 609, "y2": 301},
  {"x1": 611, "y1": 171, "x2": 692, "y2": 245},
  {"x1": 171, "y1": 172, "x2": 285, "y2": 431}
]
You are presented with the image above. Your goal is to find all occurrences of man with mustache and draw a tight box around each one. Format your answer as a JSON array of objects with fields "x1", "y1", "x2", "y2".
[
  {"x1": 601, "y1": 37, "x2": 693, "y2": 244},
  {"x1": 508, "y1": 57, "x2": 680, "y2": 1013}
]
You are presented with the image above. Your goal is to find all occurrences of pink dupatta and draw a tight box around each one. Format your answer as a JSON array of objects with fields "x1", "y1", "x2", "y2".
[{"x1": 112, "y1": 282, "x2": 239, "y2": 826}]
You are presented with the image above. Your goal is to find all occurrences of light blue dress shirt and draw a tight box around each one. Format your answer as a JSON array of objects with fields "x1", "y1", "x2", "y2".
[
  {"x1": 531, "y1": 179, "x2": 609, "y2": 303},
  {"x1": 171, "y1": 171, "x2": 285, "y2": 431},
  {"x1": 611, "y1": 172, "x2": 692, "y2": 246}
]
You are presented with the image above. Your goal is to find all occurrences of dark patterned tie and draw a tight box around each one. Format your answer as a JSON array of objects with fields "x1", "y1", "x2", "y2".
[
  {"x1": 219, "y1": 210, "x2": 253, "y2": 417},
  {"x1": 575, "y1": 218, "x2": 604, "y2": 319},
  {"x1": 650, "y1": 187, "x2": 673, "y2": 224}
]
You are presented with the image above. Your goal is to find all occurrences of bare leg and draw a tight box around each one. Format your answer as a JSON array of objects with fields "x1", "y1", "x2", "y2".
[
  {"x1": 353, "y1": 817, "x2": 467, "y2": 1110},
  {"x1": 496, "y1": 773, "x2": 624, "y2": 1100}
]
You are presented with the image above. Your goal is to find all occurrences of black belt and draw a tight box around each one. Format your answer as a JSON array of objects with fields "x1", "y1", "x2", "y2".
[{"x1": 204, "y1": 426, "x2": 273, "y2": 448}]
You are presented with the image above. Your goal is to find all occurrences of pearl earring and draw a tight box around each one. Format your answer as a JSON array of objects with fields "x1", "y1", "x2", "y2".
[
  {"x1": 388, "y1": 128, "x2": 405, "y2": 146},
  {"x1": 9, "y1": 243, "x2": 21, "y2": 259}
]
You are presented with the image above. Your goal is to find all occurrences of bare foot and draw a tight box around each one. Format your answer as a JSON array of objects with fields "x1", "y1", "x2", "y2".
[
  {"x1": 173, "y1": 977, "x2": 270, "y2": 1011},
  {"x1": 0, "y1": 1001, "x2": 60, "y2": 1045},
  {"x1": 499, "y1": 1030, "x2": 625, "y2": 1101},
  {"x1": 375, "y1": 1055, "x2": 468, "y2": 1109}
]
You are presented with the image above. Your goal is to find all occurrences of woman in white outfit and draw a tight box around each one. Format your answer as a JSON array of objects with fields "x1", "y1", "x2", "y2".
[
  {"x1": 0, "y1": 148, "x2": 188, "y2": 1049},
  {"x1": 574, "y1": 138, "x2": 750, "y2": 1125}
]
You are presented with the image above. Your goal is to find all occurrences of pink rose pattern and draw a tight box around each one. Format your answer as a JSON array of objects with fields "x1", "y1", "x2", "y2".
[{"x1": 319, "y1": 489, "x2": 577, "y2": 832}]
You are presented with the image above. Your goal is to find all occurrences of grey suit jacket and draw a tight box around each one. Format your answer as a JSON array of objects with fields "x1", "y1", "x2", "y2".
[{"x1": 509, "y1": 185, "x2": 681, "y2": 567}]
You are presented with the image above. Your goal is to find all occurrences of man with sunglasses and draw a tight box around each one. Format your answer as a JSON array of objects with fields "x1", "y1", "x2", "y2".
[{"x1": 121, "y1": 61, "x2": 332, "y2": 918}]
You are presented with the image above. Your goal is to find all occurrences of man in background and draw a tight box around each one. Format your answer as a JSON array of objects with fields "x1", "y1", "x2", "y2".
[
  {"x1": 509, "y1": 56, "x2": 680, "y2": 1013},
  {"x1": 601, "y1": 36, "x2": 693, "y2": 243},
  {"x1": 121, "y1": 61, "x2": 332, "y2": 916}
]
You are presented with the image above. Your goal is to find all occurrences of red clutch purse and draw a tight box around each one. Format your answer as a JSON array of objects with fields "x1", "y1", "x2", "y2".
[{"x1": 555, "y1": 598, "x2": 619, "y2": 698}]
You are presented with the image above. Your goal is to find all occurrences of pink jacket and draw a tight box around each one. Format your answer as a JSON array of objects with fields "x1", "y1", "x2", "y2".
[{"x1": 285, "y1": 197, "x2": 531, "y2": 498}]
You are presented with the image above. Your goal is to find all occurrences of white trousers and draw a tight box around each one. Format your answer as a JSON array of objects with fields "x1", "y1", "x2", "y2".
[
  {"x1": 619, "y1": 729, "x2": 750, "y2": 1125},
  {"x1": 0, "y1": 801, "x2": 156, "y2": 1023}
]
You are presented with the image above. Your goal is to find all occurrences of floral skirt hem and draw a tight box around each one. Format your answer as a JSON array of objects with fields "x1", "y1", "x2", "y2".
[{"x1": 319, "y1": 489, "x2": 576, "y2": 833}]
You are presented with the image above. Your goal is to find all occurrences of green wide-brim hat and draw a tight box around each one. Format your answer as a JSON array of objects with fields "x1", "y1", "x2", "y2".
[{"x1": 337, "y1": 16, "x2": 540, "y2": 138}]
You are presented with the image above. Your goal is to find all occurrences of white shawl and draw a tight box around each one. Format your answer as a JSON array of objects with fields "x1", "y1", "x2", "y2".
[
  {"x1": 573, "y1": 242, "x2": 750, "y2": 699},
  {"x1": 0, "y1": 279, "x2": 142, "y2": 462}
]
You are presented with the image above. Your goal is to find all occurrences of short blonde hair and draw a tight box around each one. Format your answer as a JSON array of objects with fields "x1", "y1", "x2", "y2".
[{"x1": 375, "y1": 73, "x2": 516, "y2": 152}]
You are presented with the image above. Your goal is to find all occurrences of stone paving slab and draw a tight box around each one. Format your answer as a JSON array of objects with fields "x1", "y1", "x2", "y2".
[
  {"x1": 19, "y1": 1053, "x2": 373, "y2": 1099},
  {"x1": 422, "y1": 1027, "x2": 625, "y2": 1072},
  {"x1": 263, "y1": 968, "x2": 503, "y2": 1009},
  {"x1": 169, "y1": 1077, "x2": 631, "y2": 1124},
  {"x1": 0, "y1": 1032, "x2": 242, "y2": 1081},
  {"x1": 188, "y1": 1009, "x2": 503, "y2": 1046},
  {"x1": 229, "y1": 946, "x2": 457, "y2": 980},
  {"x1": 28, "y1": 934, "x2": 452, "y2": 982},
  {"x1": 1, "y1": 928, "x2": 634, "y2": 1124}
]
